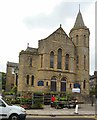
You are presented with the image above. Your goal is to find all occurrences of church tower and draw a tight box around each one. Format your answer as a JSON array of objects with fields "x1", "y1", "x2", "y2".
[{"x1": 69, "y1": 9, "x2": 90, "y2": 94}]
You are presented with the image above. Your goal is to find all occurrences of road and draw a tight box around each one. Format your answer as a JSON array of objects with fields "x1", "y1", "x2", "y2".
[{"x1": 26, "y1": 116, "x2": 96, "y2": 120}]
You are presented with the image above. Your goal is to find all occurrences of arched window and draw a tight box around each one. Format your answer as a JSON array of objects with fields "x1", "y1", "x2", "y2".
[
  {"x1": 51, "y1": 76, "x2": 57, "y2": 91},
  {"x1": 83, "y1": 80, "x2": 86, "y2": 89},
  {"x1": 76, "y1": 35, "x2": 79, "y2": 45},
  {"x1": 50, "y1": 51, "x2": 54, "y2": 68},
  {"x1": 26, "y1": 75, "x2": 29, "y2": 85},
  {"x1": 84, "y1": 35, "x2": 86, "y2": 46},
  {"x1": 31, "y1": 75, "x2": 34, "y2": 86},
  {"x1": 57, "y1": 48, "x2": 62, "y2": 69},
  {"x1": 61, "y1": 77, "x2": 66, "y2": 92},
  {"x1": 38, "y1": 81, "x2": 44, "y2": 86},
  {"x1": 74, "y1": 83, "x2": 80, "y2": 88},
  {"x1": 65, "y1": 54, "x2": 69, "y2": 70}
]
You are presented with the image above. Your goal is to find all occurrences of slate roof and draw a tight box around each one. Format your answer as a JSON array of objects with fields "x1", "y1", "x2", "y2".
[
  {"x1": 74, "y1": 10, "x2": 85, "y2": 28},
  {"x1": 70, "y1": 10, "x2": 88, "y2": 32}
]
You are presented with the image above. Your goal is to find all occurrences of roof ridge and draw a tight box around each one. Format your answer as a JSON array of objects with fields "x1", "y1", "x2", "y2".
[{"x1": 43, "y1": 25, "x2": 68, "y2": 40}]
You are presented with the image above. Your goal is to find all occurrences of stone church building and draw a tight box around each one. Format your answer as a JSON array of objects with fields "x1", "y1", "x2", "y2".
[{"x1": 6, "y1": 10, "x2": 90, "y2": 95}]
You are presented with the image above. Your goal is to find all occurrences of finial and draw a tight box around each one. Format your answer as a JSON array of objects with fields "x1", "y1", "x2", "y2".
[
  {"x1": 60, "y1": 24, "x2": 62, "y2": 28},
  {"x1": 27, "y1": 43, "x2": 29, "y2": 48}
]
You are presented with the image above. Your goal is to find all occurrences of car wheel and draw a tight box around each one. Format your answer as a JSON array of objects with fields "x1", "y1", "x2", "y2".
[{"x1": 9, "y1": 114, "x2": 19, "y2": 120}]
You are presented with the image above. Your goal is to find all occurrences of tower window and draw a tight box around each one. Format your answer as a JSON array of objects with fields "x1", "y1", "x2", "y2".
[
  {"x1": 76, "y1": 35, "x2": 79, "y2": 45},
  {"x1": 57, "y1": 48, "x2": 62, "y2": 69},
  {"x1": 84, "y1": 35, "x2": 86, "y2": 46},
  {"x1": 83, "y1": 80, "x2": 86, "y2": 89}
]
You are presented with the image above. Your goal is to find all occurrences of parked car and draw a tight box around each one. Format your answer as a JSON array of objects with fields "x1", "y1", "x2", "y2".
[{"x1": 0, "y1": 96, "x2": 26, "y2": 120}]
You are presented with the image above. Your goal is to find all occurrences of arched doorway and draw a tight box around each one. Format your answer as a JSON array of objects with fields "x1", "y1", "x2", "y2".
[
  {"x1": 51, "y1": 76, "x2": 57, "y2": 91},
  {"x1": 61, "y1": 77, "x2": 66, "y2": 92}
]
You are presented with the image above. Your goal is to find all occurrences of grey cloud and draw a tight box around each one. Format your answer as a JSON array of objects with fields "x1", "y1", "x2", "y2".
[{"x1": 23, "y1": 2, "x2": 92, "y2": 29}]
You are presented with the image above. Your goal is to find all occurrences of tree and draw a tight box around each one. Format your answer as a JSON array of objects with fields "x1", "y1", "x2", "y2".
[{"x1": 0, "y1": 72, "x2": 6, "y2": 91}]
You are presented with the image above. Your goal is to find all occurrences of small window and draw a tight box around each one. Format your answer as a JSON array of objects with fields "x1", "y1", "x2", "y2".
[
  {"x1": 70, "y1": 83, "x2": 72, "y2": 89},
  {"x1": 76, "y1": 35, "x2": 78, "y2": 45},
  {"x1": 84, "y1": 35, "x2": 86, "y2": 46},
  {"x1": 38, "y1": 81, "x2": 44, "y2": 86},
  {"x1": 31, "y1": 75, "x2": 34, "y2": 86},
  {"x1": 83, "y1": 80, "x2": 86, "y2": 89},
  {"x1": 46, "y1": 82, "x2": 48, "y2": 86},
  {"x1": 26, "y1": 75, "x2": 29, "y2": 85}
]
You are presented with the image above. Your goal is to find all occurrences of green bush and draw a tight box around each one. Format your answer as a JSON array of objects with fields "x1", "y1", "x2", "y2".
[
  {"x1": 32, "y1": 99, "x2": 44, "y2": 109},
  {"x1": 59, "y1": 97, "x2": 67, "y2": 101},
  {"x1": 4, "y1": 92, "x2": 15, "y2": 95},
  {"x1": 20, "y1": 98, "x2": 32, "y2": 105}
]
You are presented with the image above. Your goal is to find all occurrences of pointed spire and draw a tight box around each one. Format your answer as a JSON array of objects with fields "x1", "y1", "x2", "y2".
[
  {"x1": 73, "y1": 10, "x2": 85, "y2": 29},
  {"x1": 79, "y1": 4, "x2": 80, "y2": 12},
  {"x1": 70, "y1": 6, "x2": 89, "y2": 33}
]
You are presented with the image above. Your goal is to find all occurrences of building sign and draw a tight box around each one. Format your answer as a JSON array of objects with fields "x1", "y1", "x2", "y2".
[{"x1": 72, "y1": 88, "x2": 80, "y2": 93}]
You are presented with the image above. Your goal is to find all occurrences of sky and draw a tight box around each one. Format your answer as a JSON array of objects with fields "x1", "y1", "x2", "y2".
[{"x1": 0, "y1": 0, "x2": 96, "y2": 75}]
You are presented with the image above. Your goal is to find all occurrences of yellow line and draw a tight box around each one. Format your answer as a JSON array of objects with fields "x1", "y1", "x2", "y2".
[{"x1": 27, "y1": 115, "x2": 95, "y2": 118}]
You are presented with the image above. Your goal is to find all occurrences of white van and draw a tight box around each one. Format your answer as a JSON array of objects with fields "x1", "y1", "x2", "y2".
[{"x1": 0, "y1": 96, "x2": 26, "y2": 120}]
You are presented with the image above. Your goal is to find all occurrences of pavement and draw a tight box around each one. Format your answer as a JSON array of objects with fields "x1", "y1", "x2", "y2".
[{"x1": 26, "y1": 104, "x2": 96, "y2": 117}]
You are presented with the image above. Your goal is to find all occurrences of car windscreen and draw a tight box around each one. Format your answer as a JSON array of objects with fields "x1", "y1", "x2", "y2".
[{"x1": 2, "y1": 98, "x2": 12, "y2": 106}]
